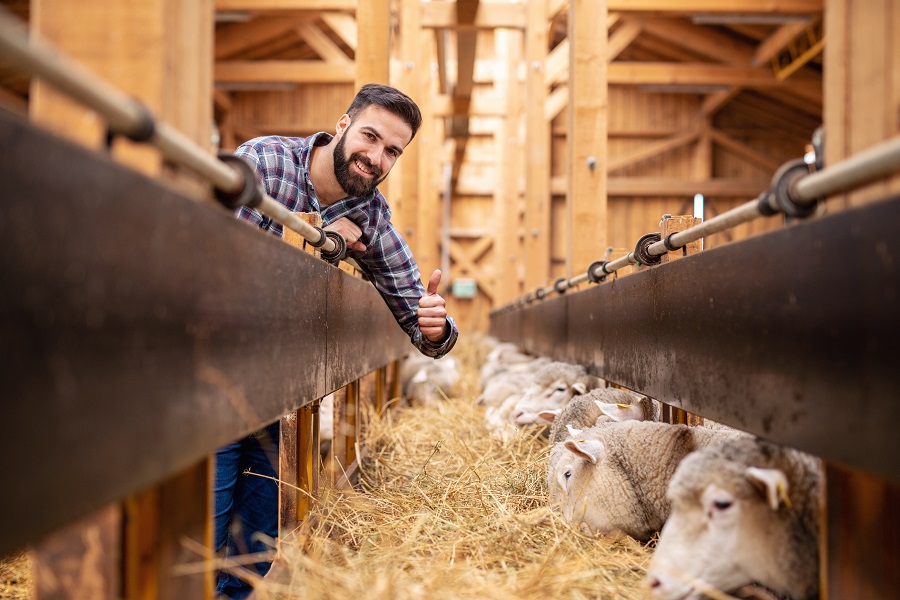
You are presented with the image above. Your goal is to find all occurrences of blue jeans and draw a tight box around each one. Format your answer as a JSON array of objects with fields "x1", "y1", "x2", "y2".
[{"x1": 213, "y1": 422, "x2": 280, "y2": 599}]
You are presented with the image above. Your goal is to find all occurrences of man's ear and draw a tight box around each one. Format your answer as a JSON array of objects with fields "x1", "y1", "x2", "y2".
[{"x1": 336, "y1": 114, "x2": 351, "y2": 136}]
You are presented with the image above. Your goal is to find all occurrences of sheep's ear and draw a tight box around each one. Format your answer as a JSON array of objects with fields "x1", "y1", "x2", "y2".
[
  {"x1": 537, "y1": 408, "x2": 561, "y2": 424},
  {"x1": 745, "y1": 467, "x2": 792, "y2": 510},
  {"x1": 572, "y1": 382, "x2": 588, "y2": 396},
  {"x1": 566, "y1": 424, "x2": 583, "y2": 437},
  {"x1": 594, "y1": 400, "x2": 642, "y2": 422},
  {"x1": 564, "y1": 438, "x2": 606, "y2": 464}
]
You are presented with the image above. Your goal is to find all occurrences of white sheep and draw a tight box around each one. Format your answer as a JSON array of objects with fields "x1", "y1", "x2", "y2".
[
  {"x1": 646, "y1": 436, "x2": 823, "y2": 600},
  {"x1": 547, "y1": 421, "x2": 744, "y2": 541},
  {"x1": 400, "y1": 353, "x2": 460, "y2": 404},
  {"x1": 545, "y1": 387, "x2": 656, "y2": 444},
  {"x1": 479, "y1": 341, "x2": 535, "y2": 387},
  {"x1": 510, "y1": 361, "x2": 604, "y2": 427}
]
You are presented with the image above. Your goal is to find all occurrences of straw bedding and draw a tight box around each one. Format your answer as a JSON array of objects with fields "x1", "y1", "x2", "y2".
[{"x1": 252, "y1": 337, "x2": 654, "y2": 599}]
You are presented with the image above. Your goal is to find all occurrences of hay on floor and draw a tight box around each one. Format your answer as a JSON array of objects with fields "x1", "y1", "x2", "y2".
[{"x1": 251, "y1": 338, "x2": 654, "y2": 599}]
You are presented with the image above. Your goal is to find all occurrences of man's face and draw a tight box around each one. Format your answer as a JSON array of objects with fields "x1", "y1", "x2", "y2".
[{"x1": 332, "y1": 105, "x2": 413, "y2": 198}]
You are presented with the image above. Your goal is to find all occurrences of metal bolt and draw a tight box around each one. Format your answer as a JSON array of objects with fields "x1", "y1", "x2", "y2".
[{"x1": 586, "y1": 156, "x2": 598, "y2": 170}]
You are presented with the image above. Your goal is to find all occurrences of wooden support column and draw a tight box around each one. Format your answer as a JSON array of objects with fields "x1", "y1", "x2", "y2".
[
  {"x1": 355, "y1": 0, "x2": 390, "y2": 87},
  {"x1": 825, "y1": 0, "x2": 900, "y2": 209},
  {"x1": 29, "y1": 1, "x2": 214, "y2": 597},
  {"x1": 495, "y1": 29, "x2": 524, "y2": 304},
  {"x1": 566, "y1": 0, "x2": 608, "y2": 275},
  {"x1": 523, "y1": 0, "x2": 550, "y2": 294},
  {"x1": 393, "y1": 0, "x2": 424, "y2": 253},
  {"x1": 31, "y1": 0, "x2": 214, "y2": 195}
]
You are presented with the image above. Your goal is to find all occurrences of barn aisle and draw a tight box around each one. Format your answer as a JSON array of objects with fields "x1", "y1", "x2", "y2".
[{"x1": 254, "y1": 337, "x2": 653, "y2": 599}]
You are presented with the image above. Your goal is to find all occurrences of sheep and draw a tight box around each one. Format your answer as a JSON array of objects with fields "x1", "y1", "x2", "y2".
[
  {"x1": 547, "y1": 421, "x2": 744, "y2": 541},
  {"x1": 479, "y1": 341, "x2": 535, "y2": 386},
  {"x1": 646, "y1": 436, "x2": 823, "y2": 600},
  {"x1": 477, "y1": 355, "x2": 552, "y2": 409},
  {"x1": 509, "y1": 361, "x2": 604, "y2": 427},
  {"x1": 544, "y1": 387, "x2": 656, "y2": 444},
  {"x1": 318, "y1": 393, "x2": 334, "y2": 460},
  {"x1": 400, "y1": 353, "x2": 460, "y2": 404}
]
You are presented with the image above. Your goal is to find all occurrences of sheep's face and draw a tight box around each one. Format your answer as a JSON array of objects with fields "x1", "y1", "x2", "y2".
[
  {"x1": 511, "y1": 380, "x2": 588, "y2": 426},
  {"x1": 647, "y1": 469, "x2": 794, "y2": 600},
  {"x1": 547, "y1": 437, "x2": 635, "y2": 538}
]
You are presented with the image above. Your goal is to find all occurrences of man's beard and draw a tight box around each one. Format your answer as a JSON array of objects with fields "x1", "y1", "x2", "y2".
[{"x1": 333, "y1": 133, "x2": 385, "y2": 198}]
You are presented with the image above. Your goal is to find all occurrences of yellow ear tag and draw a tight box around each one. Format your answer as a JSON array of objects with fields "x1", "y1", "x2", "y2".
[
  {"x1": 616, "y1": 403, "x2": 631, "y2": 409},
  {"x1": 777, "y1": 481, "x2": 792, "y2": 509}
]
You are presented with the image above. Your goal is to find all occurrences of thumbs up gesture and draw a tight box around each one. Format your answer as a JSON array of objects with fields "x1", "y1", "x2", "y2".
[{"x1": 418, "y1": 269, "x2": 449, "y2": 342}]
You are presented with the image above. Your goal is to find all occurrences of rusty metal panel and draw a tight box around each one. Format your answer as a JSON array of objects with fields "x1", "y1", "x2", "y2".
[
  {"x1": 491, "y1": 194, "x2": 900, "y2": 485},
  {"x1": 519, "y1": 295, "x2": 569, "y2": 359},
  {"x1": 0, "y1": 112, "x2": 407, "y2": 555},
  {"x1": 324, "y1": 269, "x2": 410, "y2": 394}
]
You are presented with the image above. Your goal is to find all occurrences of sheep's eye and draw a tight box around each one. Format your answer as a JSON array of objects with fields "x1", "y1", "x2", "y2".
[
  {"x1": 713, "y1": 499, "x2": 733, "y2": 510},
  {"x1": 556, "y1": 385, "x2": 567, "y2": 392},
  {"x1": 564, "y1": 470, "x2": 572, "y2": 479}
]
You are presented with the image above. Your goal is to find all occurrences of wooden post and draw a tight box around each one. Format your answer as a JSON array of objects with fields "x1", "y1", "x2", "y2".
[
  {"x1": 566, "y1": 0, "x2": 608, "y2": 276},
  {"x1": 280, "y1": 212, "x2": 323, "y2": 529},
  {"x1": 823, "y1": 464, "x2": 900, "y2": 599},
  {"x1": 523, "y1": 0, "x2": 550, "y2": 294},
  {"x1": 658, "y1": 215, "x2": 703, "y2": 264}
]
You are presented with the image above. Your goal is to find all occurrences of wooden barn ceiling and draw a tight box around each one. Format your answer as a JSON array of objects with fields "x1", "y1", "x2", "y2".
[{"x1": 0, "y1": 0, "x2": 824, "y2": 150}]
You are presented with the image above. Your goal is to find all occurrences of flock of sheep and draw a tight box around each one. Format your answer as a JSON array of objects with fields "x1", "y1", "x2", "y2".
[{"x1": 400, "y1": 338, "x2": 823, "y2": 600}]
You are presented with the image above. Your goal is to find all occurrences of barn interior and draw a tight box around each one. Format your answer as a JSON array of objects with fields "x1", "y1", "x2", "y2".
[{"x1": 0, "y1": 0, "x2": 898, "y2": 599}]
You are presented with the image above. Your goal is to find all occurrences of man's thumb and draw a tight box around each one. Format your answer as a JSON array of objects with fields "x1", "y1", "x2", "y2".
[{"x1": 426, "y1": 269, "x2": 442, "y2": 295}]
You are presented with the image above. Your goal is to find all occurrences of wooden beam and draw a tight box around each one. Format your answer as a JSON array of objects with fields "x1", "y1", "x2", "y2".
[
  {"x1": 421, "y1": 1, "x2": 526, "y2": 29},
  {"x1": 610, "y1": 61, "x2": 810, "y2": 87},
  {"x1": 296, "y1": 21, "x2": 351, "y2": 64},
  {"x1": 606, "y1": 177, "x2": 767, "y2": 197},
  {"x1": 215, "y1": 15, "x2": 306, "y2": 59},
  {"x1": 215, "y1": 0, "x2": 356, "y2": 10},
  {"x1": 753, "y1": 21, "x2": 812, "y2": 66},
  {"x1": 606, "y1": 0, "x2": 822, "y2": 14},
  {"x1": 567, "y1": 0, "x2": 608, "y2": 276},
  {"x1": 709, "y1": 128, "x2": 783, "y2": 173},
  {"x1": 522, "y1": 0, "x2": 548, "y2": 302},
  {"x1": 549, "y1": 176, "x2": 769, "y2": 197},
  {"x1": 395, "y1": 0, "x2": 423, "y2": 256},
  {"x1": 355, "y1": 0, "x2": 389, "y2": 86},
  {"x1": 637, "y1": 17, "x2": 754, "y2": 65},
  {"x1": 607, "y1": 19, "x2": 643, "y2": 61},
  {"x1": 701, "y1": 87, "x2": 741, "y2": 116},
  {"x1": 320, "y1": 13, "x2": 358, "y2": 51},
  {"x1": 545, "y1": 85, "x2": 568, "y2": 122},
  {"x1": 544, "y1": 38, "x2": 568, "y2": 88},
  {"x1": 215, "y1": 60, "x2": 355, "y2": 83},
  {"x1": 607, "y1": 127, "x2": 700, "y2": 172},
  {"x1": 432, "y1": 93, "x2": 507, "y2": 116}
]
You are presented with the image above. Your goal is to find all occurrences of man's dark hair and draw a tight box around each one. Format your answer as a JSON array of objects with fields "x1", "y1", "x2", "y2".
[{"x1": 346, "y1": 83, "x2": 423, "y2": 141}]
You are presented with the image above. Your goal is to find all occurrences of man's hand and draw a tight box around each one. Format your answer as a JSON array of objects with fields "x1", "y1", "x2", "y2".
[
  {"x1": 324, "y1": 217, "x2": 366, "y2": 252},
  {"x1": 418, "y1": 269, "x2": 449, "y2": 342}
]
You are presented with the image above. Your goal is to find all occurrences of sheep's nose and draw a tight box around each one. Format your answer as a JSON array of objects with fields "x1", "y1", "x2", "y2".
[
  {"x1": 511, "y1": 410, "x2": 524, "y2": 422},
  {"x1": 647, "y1": 576, "x2": 661, "y2": 589}
]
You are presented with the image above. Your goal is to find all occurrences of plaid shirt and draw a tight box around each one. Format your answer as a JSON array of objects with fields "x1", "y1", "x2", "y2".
[{"x1": 234, "y1": 133, "x2": 457, "y2": 358}]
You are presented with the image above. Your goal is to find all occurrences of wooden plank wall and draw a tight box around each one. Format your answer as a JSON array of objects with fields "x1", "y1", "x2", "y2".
[{"x1": 222, "y1": 85, "x2": 354, "y2": 151}]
